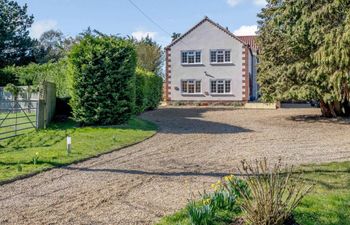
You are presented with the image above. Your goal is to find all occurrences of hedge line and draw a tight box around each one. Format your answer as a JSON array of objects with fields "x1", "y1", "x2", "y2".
[{"x1": 135, "y1": 68, "x2": 163, "y2": 114}]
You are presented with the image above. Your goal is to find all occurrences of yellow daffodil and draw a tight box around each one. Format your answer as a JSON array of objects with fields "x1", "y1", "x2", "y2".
[
  {"x1": 224, "y1": 175, "x2": 235, "y2": 182},
  {"x1": 202, "y1": 198, "x2": 211, "y2": 205}
]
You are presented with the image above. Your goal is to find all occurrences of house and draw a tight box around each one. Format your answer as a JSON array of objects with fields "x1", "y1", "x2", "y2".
[{"x1": 164, "y1": 17, "x2": 259, "y2": 105}]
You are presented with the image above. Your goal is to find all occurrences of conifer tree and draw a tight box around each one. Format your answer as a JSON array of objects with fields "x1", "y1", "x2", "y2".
[{"x1": 258, "y1": 0, "x2": 350, "y2": 117}]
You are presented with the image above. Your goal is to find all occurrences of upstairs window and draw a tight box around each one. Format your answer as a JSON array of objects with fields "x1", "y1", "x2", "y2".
[
  {"x1": 181, "y1": 80, "x2": 201, "y2": 94},
  {"x1": 210, "y1": 80, "x2": 231, "y2": 94},
  {"x1": 181, "y1": 51, "x2": 201, "y2": 64},
  {"x1": 210, "y1": 50, "x2": 231, "y2": 63}
]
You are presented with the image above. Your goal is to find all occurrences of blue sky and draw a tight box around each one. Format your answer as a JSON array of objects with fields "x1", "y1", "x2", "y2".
[{"x1": 17, "y1": 0, "x2": 265, "y2": 46}]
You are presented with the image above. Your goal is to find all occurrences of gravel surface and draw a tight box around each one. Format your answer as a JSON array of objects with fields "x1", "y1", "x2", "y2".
[{"x1": 1, "y1": 107, "x2": 349, "y2": 225}]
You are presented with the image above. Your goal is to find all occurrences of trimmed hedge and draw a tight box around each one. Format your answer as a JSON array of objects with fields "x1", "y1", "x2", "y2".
[
  {"x1": 135, "y1": 68, "x2": 163, "y2": 113},
  {"x1": 68, "y1": 35, "x2": 137, "y2": 125}
]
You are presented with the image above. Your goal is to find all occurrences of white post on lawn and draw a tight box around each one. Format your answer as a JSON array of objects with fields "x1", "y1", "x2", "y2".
[{"x1": 67, "y1": 136, "x2": 71, "y2": 154}]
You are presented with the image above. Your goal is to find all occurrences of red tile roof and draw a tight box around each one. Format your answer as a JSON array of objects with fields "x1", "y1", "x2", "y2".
[{"x1": 237, "y1": 35, "x2": 259, "y2": 51}]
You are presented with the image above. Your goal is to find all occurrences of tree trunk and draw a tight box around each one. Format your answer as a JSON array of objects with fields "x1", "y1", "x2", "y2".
[{"x1": 320, "y1": 100, "x2": 332, "y2": 117}]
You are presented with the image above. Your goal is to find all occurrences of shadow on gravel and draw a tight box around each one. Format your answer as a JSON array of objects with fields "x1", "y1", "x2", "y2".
[
  {"x1": 63, "y1": 166, "x2": 238, "y2": 178},
  {"x1": 142, "y1": 107, "x2": 253, "y2": 134},
  {"x1": 288, "y1": 115, "x2": 350, "y2": 125}
]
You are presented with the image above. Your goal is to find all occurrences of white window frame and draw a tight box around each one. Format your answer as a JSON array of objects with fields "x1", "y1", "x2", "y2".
[
  {"x1": 210, "y1": 49, "x2": 232, "y2": 64},
  {"x1": 181, "y1": 79, "x2": 202, "y2": 94},
  {"x1": 181, "y1": 50, "x2": 202, "y2": 65},
  {"x1": 210, "y1": 79, "x2": 232, "y2": 95}
]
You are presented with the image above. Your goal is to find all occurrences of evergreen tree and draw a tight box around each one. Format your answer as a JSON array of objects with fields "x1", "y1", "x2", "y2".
[
  {"x1": 258, "y1": 0, "x2": 350, "y2": 117},
  {"x1": 0, "y1": 0, "x2": 34, "y2": 67}
]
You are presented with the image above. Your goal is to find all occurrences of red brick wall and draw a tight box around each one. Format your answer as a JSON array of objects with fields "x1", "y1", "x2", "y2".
[
  {"x1": 242, "y1": 46, "x2": 249, "y2": 102},
  {"x1": 165, "y1": 48, "x2": 171, "y2": 102}
]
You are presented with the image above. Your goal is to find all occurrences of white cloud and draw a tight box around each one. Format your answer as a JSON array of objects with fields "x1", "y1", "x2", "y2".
[
  {"x1": 233, "y1": 25, "x2": 258, "y2": 36},
  {"x1": 226, "y1": 0, "x2": 241, "y2": 7},
  {"x1": 226, "y1": 0, "x2": 266, "y2": 7},
  {"x1": 131, "y1": 31, "x2": 157, "y2": 41},
  {"x1": 30, "y1": 20, "x2": 58, "y2": 39},
  {"x1": 253, "y1": 0, "x2": 266, "y2": 6}
]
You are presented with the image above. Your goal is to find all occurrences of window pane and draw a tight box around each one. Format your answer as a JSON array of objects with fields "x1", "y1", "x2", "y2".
[
  {"x1": 211, "y1": 81, "x2": 217, "y2": 93},
  {"x1": 182, "y1": 81, "x2": 187, "y2": 92},
  {"x1": 225, "y1": 80, "x2": 231, "y2": 93},
  {"x1": 225, "y1": 51, "x2": 231, "y2": 62},
  {"x1": 195, "y1": 51, "x2": 201, "y2": 63},
  {"x1": 195, "y1": 81, "x2": 201, "y2": 93},
  {"x1": 182, "y1": 81, "x2": 188, "y2": 93},
  {"x1": 218, "y1": 83, "x2": 224, "y2": 93},
  {"x1": 210, "y1": 51, "x2": 217, "y2": 63},
  {"x1": 217, "y1": 51, "x2": 224, "y2": 63},
  {"x1": 188, "y1": 52, "x2": 195, "y2": 63},
  {"x1": 188, "y1": 83, "x2": 195, "y2": 93},
  {"x1": 182, "y1": 52, "x2": 187, "y2": 63}
]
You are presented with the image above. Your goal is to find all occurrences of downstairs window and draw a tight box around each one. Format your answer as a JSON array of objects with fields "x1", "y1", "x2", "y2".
[
  {"x1": 210, "y1": 80, "x2": 231, "y2": 94},
  {"x1": 181, "y1": 80, "x2": 201, "y2": 94}
]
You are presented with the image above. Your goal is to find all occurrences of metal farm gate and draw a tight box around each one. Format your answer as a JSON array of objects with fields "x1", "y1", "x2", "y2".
[{"x1": 0, "y1": 100, "x2": 38, "y2": 141}]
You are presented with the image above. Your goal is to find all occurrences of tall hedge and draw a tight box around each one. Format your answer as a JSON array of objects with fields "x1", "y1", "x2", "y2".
[
  {"x1": 68, "y1": 35, "x2": 137, "y2": 125},
  {"x1": 135, "y1": 68, "x2": 163, "y2": 113}
]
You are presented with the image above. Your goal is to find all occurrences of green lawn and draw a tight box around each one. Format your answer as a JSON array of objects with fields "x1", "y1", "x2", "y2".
[
  {"x1": 0, "y1": 117, "x2": 157, "y2": 183},
  {"x1": 295, "y1": 162, "x2": 350, "y2": 225},
  {"x1": 157, "y1": 161, "x2": 350, "y2": 225}
]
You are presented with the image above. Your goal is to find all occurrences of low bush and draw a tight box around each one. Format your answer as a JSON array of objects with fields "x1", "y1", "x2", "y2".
[
  {"x1": 68, "y1": 34, "x2": 137, "y2": 125},
  {"x1": 235, "y1": 158, "x2": 313, "y2": 225},
  {"x1": 135, "y1": 67, "x2": 163, "y2": 113}
]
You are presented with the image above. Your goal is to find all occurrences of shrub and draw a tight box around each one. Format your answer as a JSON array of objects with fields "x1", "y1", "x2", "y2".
[
  {"x1": 4, "y1": 83, "x2": 23, "y2": 100},
  {"x1": 68, "y1": 35, "x2": 137, "y2": 125},
  {"x1": 0, "y1": 68, "x2": 18, "y2": 86},
  {"x1": 135, "y1": 67, "x2": 163, "y2": 113},
  {"x1": 2, "y1": 60, "x2": 69, "y2": 97},
  {"x1": 235, "y1": 158, "x2": 313, "y2": 225}
]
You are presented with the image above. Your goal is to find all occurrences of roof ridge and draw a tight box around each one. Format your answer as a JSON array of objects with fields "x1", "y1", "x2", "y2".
[{"x1": 165, "y1": 17, "x2": 246, "y2": 49}]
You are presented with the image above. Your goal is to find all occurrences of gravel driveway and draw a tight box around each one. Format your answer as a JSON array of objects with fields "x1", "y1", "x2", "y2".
[{"x1": 1, "y1": 107, "x2": 350, "y2": 225}]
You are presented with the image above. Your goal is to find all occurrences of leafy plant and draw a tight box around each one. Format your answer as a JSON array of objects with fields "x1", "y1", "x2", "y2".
[
  {"x1": 32, "y1": 152, "x2": 39, "y2": 165},
  {"x1": 4, "y1": 83, "x2": 23, "y2": 101},
  {"x1": 4, "y1": 60, "x2": 69, "y2": 98},
  {"x1": 0, "y1": 0, "x2": 34, "y2": 68},
  {"x1": 187, "y1": 201, "x2": 214, "y2": 225},
  {"x1": 135, "y1": 67, "x2": 163, "y2": 113},
  {"x1": 68, "y1": 34, "x2": 137, "y2": 125},
  {"x1": 257, "y1": 1, "x2": 350, "y2": 117},
  {"x1": 235, "y1": 158, "x2": 313, "y2": 225}
]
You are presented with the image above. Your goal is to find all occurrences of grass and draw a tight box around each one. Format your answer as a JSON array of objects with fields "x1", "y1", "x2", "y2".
[
  {"x1": 294, "y1": 162, "x2": 350, "y2": 225},
  {"x1": 0, "y1": 117, "x2": 157, "y2": 183},
  {"x1": 157, "y1": 161, "x2": 350, "y2": 225},
  {"x1": 156, "y1": 206, "x2": 240, "y2": 225}
]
